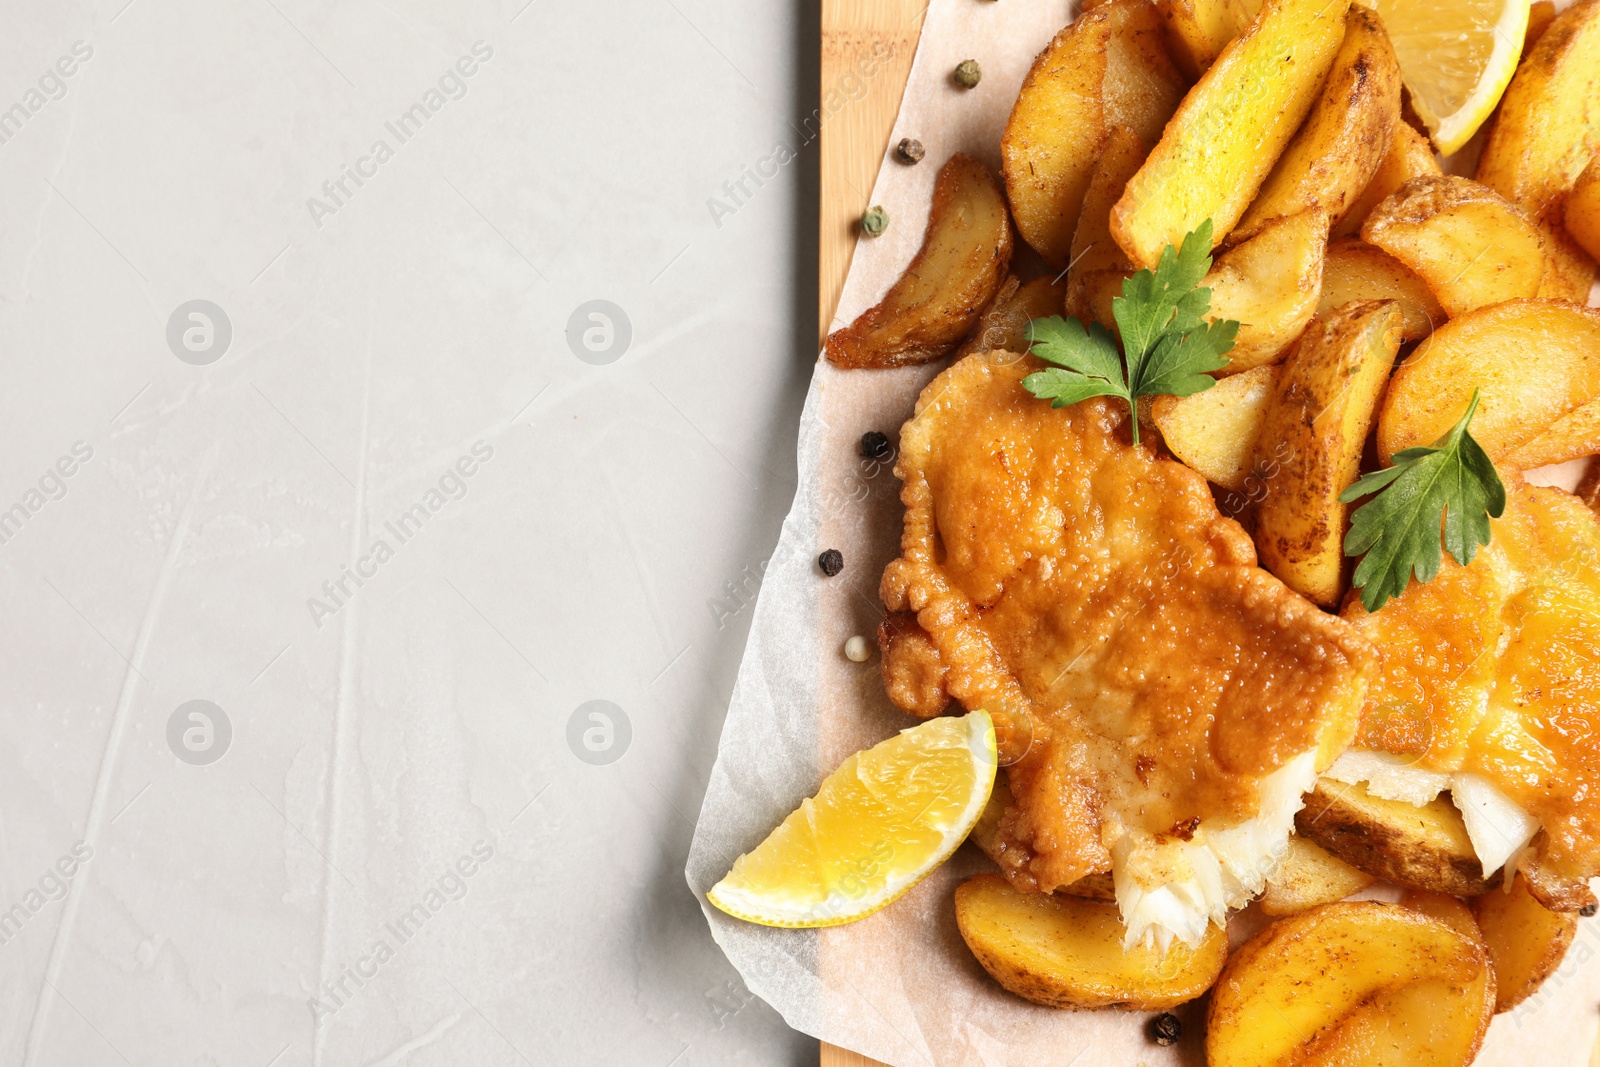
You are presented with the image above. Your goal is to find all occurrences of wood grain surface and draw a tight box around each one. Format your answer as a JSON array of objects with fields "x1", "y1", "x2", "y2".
[
  {"x1": 815, "y1": 4, "x2": 1600, "y2": 1067},
  {"x1": 818, "y1": 7, "x2": 923, "y2": 1065}
]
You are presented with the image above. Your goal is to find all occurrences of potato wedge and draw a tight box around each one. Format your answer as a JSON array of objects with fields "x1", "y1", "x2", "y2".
[
  {"x1": 968, "y1": 776, "x2": 1116, "y2": 900},
  {"x1": 1204, "y1": 208, "x2": 1329, "y2": 372},
  {"x1": 1377, "y1": 299, "x2": 1600, "y2": 466},
  {"x1": 1002, "y1": 0, "x2": 1185, "y2": 268},
  {"x1": 1318, "y1": 238, "x2": 1444, "y2": 342},
  {"x1": 1151, "y1": 364, "x2": 1277, "y2": 490},
  {"x1": 1565, "y1": 152, "x2": 1600, "y2": 263},
  {"x1": 1066, "y1": 126, "x2": 1146, "y2": 318},
  {"x1": 955, "y1": 873, "x2": 1226, "y2": 1009},
  {"x1": 1526, "y1": 0, "x2": 1557, "y2": 51},
  {"x1": 1362, "y1": 175, "x2": 1547, "y2": 317},
  {"x1": 1206, "y1": 901, "x2": 1488, "y2": 1067},
  {"x1": 825, "y1": 154, "x2": 1014, "y2": 368},
  {"x1": 1332, "y1": 122, "x2": 1443, "y2": 240},
  {"x1": 1478, "y1": 0, "x2": 1600, "y2": 228},
  {"x1": 954, "y1": 275, "x2": 1070, "y2": 361},
  {"x1": 1472, "y1": 872, "x2": 1578, "y2": 1012},
  {"x1": 1259, "y1": 836, "x2": 1375, "y2": 915},
  {"x1": 1111, "y1": 0, "x2": 1352, "y2": 268},
  {"x1": 1232, "y1": 7, "x2": 1401, "y2": 243},
  {"x1": 1296, "y1": 778, "x2": 1498, "y2": 896},
  {"x1": 1478, "y1": 0, "x2": 1600, "y2": 302},
  {"x1": 1157, "y1": 0, "x2": 1262, "y2": 77},
  {"x1": 1504, "y1": 397, "x2": 1600, "y2": 471},
  {"x1": 1253, "y1": 301, "x2": 1401, "y2": 605}
]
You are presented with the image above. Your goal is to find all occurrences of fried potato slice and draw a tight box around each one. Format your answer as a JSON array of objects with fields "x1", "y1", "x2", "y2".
[
  {"x1": 1157, "y1": 0, "x2": 1262, "y2": 76},
  {"x1": 1151, "y1": 364, "x2": 1278, "y2": 491},
  {"x1": 1204, "y1": 209, "x2": 1329, "y2": 372},
  {"x1": 1318, "y1": 238, "x2": 1444, "y2": 342},
  {"x1": 1066, "y1": 126, "x2": 1146, "y2": 319},
  {"x1": 1472, "y1": 872, "x2": 1579, "y2": 1012},
  {"x1": 1564, "y1": 152, "x2": 1600, "y2": 263},
  {"x1": 1206, "y1": 901, "x2": 1488, "y2": 1067},
  {"x1": 1478, "y1": 0, "x2": 1600, "y2": 302},
  {"x1": 1111, "y1": 0, "x2": 1352, "y2": 268},
  {"x1": 1233, "y1": 7, "x2": 1401, "y2": 243},
  {"x1": 1002, "y1": 0, "x2": 1185, "y2": 267},
  {"x1": 969, "y1": 778, "x2": 1115, "y2": 900},
  {"x1": 1503, "y1": 397, "x2": 1600, "y2": 471},
  {"x1": 1296, "y1": 778, "x2": 1498, "y2": 896},
  {"x1": 1305, "y1": 892, "x2": 1497, "y2": 1067},
  {"x1": 1253, "y1": 301, "x2": 1401, "y2": 606},
  {"x1": 1526, "y1": 0, "x2": 1557, "y2": 51},
  {"x1": 1377, "y1": 299, "x2": 1600, "y2": 466},
  {"x1": 824, "y1": 154, "x2": 1014, "y2": 368},
  {"x1": 953, "y1": 275, "x2": 1069, "y2": 361},
  {"x1": 955, "y1": 873, "x2": 1226, "y2": 1009},
  {"x1": 1259, "y1": 836, "x2": 1374, "y2": 915},
  {"x1": 1361, "y1": 174, "x2": 1547, "y2": 317},
  {"x1": 1333, "y1": 122, "x2": 1443, "y2": 239}
]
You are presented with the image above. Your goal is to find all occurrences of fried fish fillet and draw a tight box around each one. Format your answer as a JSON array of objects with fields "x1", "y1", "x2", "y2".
[
  {"x1": 879, "y1": 352, "x2": 1376, "y2": 946},
  {"x1": 1336, "y1": 477, "x2": 1600, "y2": 909}
]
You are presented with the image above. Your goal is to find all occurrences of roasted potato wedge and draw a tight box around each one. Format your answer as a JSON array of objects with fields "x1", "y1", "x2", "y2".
[
  {"x1": 1252, "y1": 301, "x2": 1400, "y2": 605},
  {"x1": 968, "y1": 776, "x2": 1115, "y2": 900},
  {"x1": 1472, "y1": 872, "x2": 1579, "y2": 1012},
  {"x1": 1232, "y1": 7, "x2": 1400, "y2": 243},
  {"x1": 1565, "y1": 152, "x2": 1600, "y2": 263},
  {"x1": 1362, "y1": 174, "x2": 1547, "y2": 317},
  {"x1": 1157, "y1": 0, "x2": 1262, "y2": 77},
  {"x1": 1297, "y1": 778, "x2": 1498, "y2": 896},
  {"x1": 1503, "y1": 397, "x2": 1600, "y2": 471},
  {"x1": 954, "y1": 275, "x2": 1070, "y2": 361},
  {"x1": 1111, "y1": 0, "x2": 1352, "y2": 268},
  {"x1": 1318, "y1": 238, "x2": 1444, "y2": 342},
  {"x1": 825, "y1": 154, "x2": 1014, "y2": 368},
  {"x1": 1002, "y1": 0, "x2": 1185, "y2": 267},
  {"x1": 1526, "y1": 0, "x2": 1557, "y2": 51},
  {"x1": 1377, "y1": 299, "x2": 1600, "y2": 466},
  {"x1": 955, "y1": 873, "x2": 1226, "y2": 1009},
  {"x1": 1259, "y1": 836, "x2": 1375, "y2": 915},
  {"x1": 1151, "y1": 364, "x2": 1277, "y2": 490},
  {"x1": 1066, "y1": 126, "x2": 1146, "y2": 318},
  {"x1": 1332, "y1": 122, "x2": 1442, "y2": 239},
  {"x1": 1478, "y1": 0, "x2": 1600, "y2": 302},
  {"x1": 1204, "y1": 208, "x2": 1329, "y2": 372},
  {"x1": 1207, "y1": 901, "x2": 1490, "y2": 1067}
]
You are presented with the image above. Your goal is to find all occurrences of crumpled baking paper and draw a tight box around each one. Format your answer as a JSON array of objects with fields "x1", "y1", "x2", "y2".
[{"x1": 686, "y1": 0, "x2": 1600, "y2": 1062}]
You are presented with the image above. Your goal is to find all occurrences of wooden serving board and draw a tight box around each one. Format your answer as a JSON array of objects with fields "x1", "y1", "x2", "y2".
[
  {"x1": 819, "y1": 8, "x2": 923, "y2": 1067},
  {"x1": 815, "y1": 4, "x2": 1600, "y2": 1067}
]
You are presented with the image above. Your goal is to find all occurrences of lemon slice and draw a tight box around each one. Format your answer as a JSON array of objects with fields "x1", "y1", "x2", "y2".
[
  {"x1": 708, "y1": 710, "x2": 996, "y2": 928},
  {"x1": 1367, "y1": 0, "x2": 1528, "y2": 155}
]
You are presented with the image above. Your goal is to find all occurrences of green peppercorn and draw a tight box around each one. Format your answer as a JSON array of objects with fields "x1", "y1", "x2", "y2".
[
  {"x1": 953, "y1": 60, "x2": 982, "y2": 89},
  {"x1": 861, "y1": 206, "x2": 889, "y2": 237}
]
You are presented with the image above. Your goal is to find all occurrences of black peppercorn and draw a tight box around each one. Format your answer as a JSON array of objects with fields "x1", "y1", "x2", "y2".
[
  {"x1": 894, "y1": 138, "x2": 925, "y2": 165},
  {"x1": 860, "y1": 431, "x2": 893, "y2": 461},
  {"x1": 818, "y1": 549, "x2": 844, "y2": 577},
  {"x1": 1150, "y1": 1012, "x2": 1181, "y2": 1046},
  {"x1": 1583, "y1": 902, "x2": 1597, "y2": 918}
]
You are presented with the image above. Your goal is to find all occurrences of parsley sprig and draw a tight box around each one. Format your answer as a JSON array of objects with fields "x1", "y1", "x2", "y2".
[
  {"x1": 1021, "y1": 220, "x2": 1239, "y2": 444},
  {"x1": 1340, "y1": 390, "x2": 1506, "y2": 612}
]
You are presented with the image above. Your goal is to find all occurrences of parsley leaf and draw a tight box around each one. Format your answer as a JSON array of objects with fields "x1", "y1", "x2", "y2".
[
  {"x1": 1340, "y1": 390, "x2": 1506, "y2": 612},
  {"x1": 1020, "y1": 221, "x2": 1235, "y2": 443}
]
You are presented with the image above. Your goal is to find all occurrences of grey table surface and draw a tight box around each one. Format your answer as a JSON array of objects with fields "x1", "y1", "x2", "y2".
[{"x1": 0, "y1": 1, "x2": 820, "y2": 1064}]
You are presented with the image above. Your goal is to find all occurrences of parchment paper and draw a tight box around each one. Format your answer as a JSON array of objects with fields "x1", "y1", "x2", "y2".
[{"x1": 686, "y1": 1, "x2": 1600, "y2": 1063}]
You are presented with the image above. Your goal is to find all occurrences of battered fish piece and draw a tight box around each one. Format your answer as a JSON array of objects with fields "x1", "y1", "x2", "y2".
[
  {"x1": 1335, "y1": 477, "x2": 1600, "y2": 910},
  {"x1": 880, "y1": 352, "x2": 1376, "y2": 947}
]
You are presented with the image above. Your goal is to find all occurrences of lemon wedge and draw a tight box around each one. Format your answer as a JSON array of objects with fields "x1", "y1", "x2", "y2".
[
  {"x1": 708, "y1": 710, "x2": 996, "y2": 928},
  {"x1": 1367, "y1": 0, "x2": 1528, "y2": 155}
]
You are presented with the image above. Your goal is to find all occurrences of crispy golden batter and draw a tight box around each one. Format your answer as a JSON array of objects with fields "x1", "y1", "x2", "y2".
[
  {"x1": 1343, "y1": 478, "x2": 1600, "y2": 899},
  {"x1": 879, "y1": 353, "x2": 1376, "y2": 892}
]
